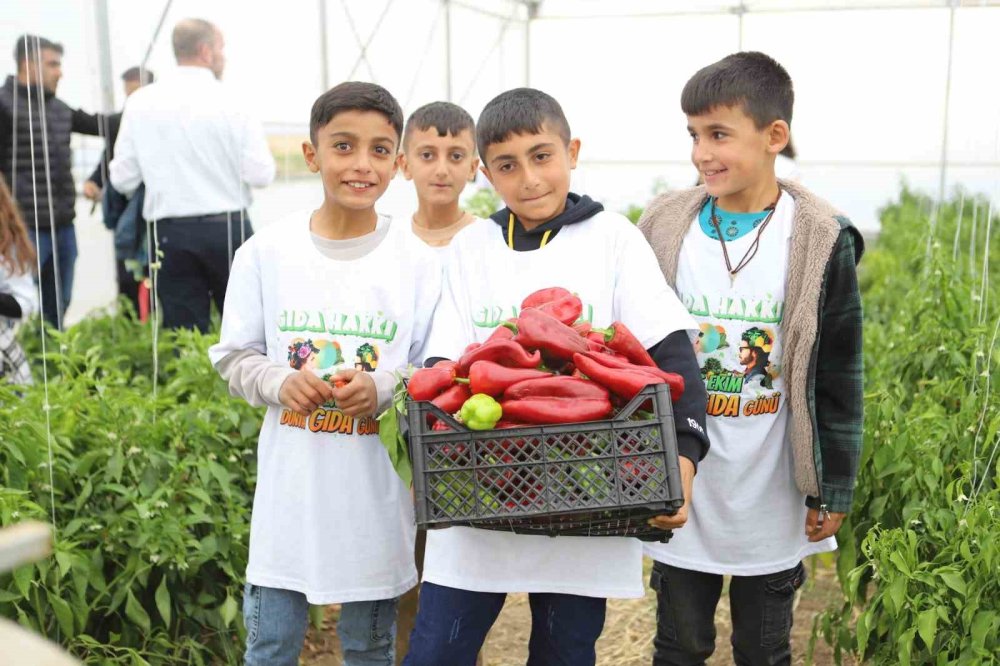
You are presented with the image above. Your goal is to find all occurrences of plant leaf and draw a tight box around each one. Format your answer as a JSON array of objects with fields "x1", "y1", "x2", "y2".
[{"x1": 155, "y1": 576, "x2": 171, "y2": 626}]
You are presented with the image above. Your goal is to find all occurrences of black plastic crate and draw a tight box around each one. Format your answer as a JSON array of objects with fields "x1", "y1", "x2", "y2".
[{"x1": 407, "y1": 383, "x2": 683, "y2": 543}]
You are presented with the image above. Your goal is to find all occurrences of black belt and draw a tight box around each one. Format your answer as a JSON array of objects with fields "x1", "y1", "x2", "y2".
[{"x1": 159, "y1": 210, "x2": 248, "y2": 224}]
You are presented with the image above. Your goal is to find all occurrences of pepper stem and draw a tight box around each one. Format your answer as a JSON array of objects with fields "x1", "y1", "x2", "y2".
[
  {"x1": 500, "y1": 321, "x2": 519, "y2": 333},
  {"x1": 590, "y1": 326, "x2": 614, "y2": 343},
  {"x1": 454, "y1": 378, "x2": 470, "y2": 385}
]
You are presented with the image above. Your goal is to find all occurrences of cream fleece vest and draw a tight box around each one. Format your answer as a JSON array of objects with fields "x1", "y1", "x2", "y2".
[{"x1": 638, "y1": 179, "x2": 844, "y2": 500}]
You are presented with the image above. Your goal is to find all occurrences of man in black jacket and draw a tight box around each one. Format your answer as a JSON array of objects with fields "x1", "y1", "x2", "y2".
[{"x1": 0, "y1": 34, "x2": 104, "y2": 328}]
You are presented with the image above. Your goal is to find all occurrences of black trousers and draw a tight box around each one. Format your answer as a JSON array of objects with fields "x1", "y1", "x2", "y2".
[
  {"x1": 115, "y1": 259, "x2": 142, "y2": 317},
  {"x1": 154, "y1": 213, "x2": 252, "y2": 332},
  {"x1": 650, "y1": 560, "x2": 806, "y2": 666}
]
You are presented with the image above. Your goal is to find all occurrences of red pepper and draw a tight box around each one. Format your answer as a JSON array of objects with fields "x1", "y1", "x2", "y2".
[
  {"x1": 591, "y1": 321, "x2": 657, "y2": 367},
  {"x1": 521, "y1": 287, "x2": 584, "y2": 326},
  {"x1": 433, "y1": 359, "x2": 459, "y2": 371},
  {"x1": 578, "y1": 351, "x2": 685, "y2": 399},
  {"x1": 463, "y1": 342, "x2": 482, "y2": 355},
  {"x1": 585, "y1": 341, "x2": 605, "y2": 354},
  {"x1": 430, "y1": 383, "x2": 472, "y2": 421},
  {"x1": 503, "y1": 376, "x2": 610, "y2": 401},
  {"x1": 458, "y1": 339, "x2": 542, "y2": 374},
  {"x1": 508, "y1": 308, "x2": 589, "y2": 364},
  {"x1": 573, "y1": 321, "x2": 593, "y2": 337},
  {"x1": 478, "y1": 452, "x2": 515, "y2": 492},
  {"x1": 573, "y1": 353, "x2": 670, "y2": 402},
  {"x1": 537, "y1": 294, "x2": 583, "y2": 326},
  {"x1": 500, "y1": 397, "x2": 612, "y2": 424},
  {"x1": 521, "y1": 287, "x2": 572, "y2": 310},
  {"x1": 485, "y1": 320, "x2": 516, "y2": 344},
  {"x1": 465, "y1": 361, "x2": 551, "y2": 397},
  {"x1": 495, "y1": 420, "x2": 531, "y2": 429},
  {"x1": 407, "y1": 366, "x2": 457, "y2": 401}
]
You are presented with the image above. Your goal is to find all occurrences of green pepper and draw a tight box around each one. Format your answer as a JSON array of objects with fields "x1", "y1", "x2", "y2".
[{"x1": 460, "y1": 394, "x2": 503, "y2": 431}]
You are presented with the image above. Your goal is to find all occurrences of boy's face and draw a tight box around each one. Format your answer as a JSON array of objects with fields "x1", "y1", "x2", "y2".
[
  {"x1": 481, "y1": 122, "x2": 580, "y2": 227},
  {"x1": 399, "y1": 127, "x2": 478, "y2": 207},
  {"x1": 303, "y1": 110, "x2": 399, "y2": 211},
  {"x1": 688, "y1": 104, "x2": 788, "y2": 204}
]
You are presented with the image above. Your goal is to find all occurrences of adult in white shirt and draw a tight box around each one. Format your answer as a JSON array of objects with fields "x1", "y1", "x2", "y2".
[{"x1": 110, "y1": 18, "x2": 275, "y2": 332}]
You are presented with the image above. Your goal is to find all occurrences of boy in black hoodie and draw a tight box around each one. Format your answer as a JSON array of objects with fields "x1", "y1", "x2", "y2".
[{"x1": 403, "y1": 88, "x2": 709, "y2": 666}]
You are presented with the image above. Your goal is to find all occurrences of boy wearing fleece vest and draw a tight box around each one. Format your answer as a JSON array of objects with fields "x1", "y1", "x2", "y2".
[{"x1": 638, "y1": 52, "x2": 864, "y2": 665}]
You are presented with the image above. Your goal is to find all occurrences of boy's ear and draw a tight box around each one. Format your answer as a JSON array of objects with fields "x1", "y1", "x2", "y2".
[
  {"x1": 568, "y1": 138, "x2": 581, "y2": 169},
  {"x1": 766, "y1": 120, "x2": 790, "y2": 156},
  {"x1": 389, "y1": 149, "x2": 400, "y2": 180},
  {"x1": 396, "y1": 152, "x2": 412, "y2": 180},
  {"x1": 479, "y1": 164, "x2": 495, "y2": 187},
  {"x1": 302, "y1": 141, "x2": 320, "y2": 173},
  {"x1": 467, "y1": 156, "x2": 480, "y2": 183}
]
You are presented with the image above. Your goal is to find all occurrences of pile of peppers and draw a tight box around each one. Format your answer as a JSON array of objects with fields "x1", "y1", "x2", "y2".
[{"x1": 407, "y1": 286, "x2": 685, "y2": 428}]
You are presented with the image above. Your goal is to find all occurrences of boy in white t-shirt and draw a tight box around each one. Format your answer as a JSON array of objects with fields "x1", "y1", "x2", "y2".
[
  {"x1": 398, "y1": 101, "x2": 483, "y2": 248},
  {"x1": 209, "y1": 82, "x2": 441, "y2": 666},
  {"x1": 402, "y1": 88, "x2": 710, "y2": 666},
  {"x1": 638, "y1": 52, "x2": 864, "y2": 664},
  {"x1": 395, "y1": 100, "x2": 487, "y2": 664}
]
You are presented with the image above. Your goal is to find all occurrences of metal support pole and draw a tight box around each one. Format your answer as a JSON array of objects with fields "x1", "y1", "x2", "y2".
[
  {"x1": 524, "y1": 1, "x2": 540, "y2": 86},
  {"x1": 93, "y1": 0, "x2": 115, "y2": 111},
  {"x1": 444, "y1": 0, "x2": 452, "y2": 101},
  {"x1": 735, "y1": 1, "x2": 747, "y2": 50},
  {"x1": 141, "y1": 0, "x2": 174, "y2": 73},
  {"x1": 319, "y1": 0, "x2": 330, "y2": 91},
  {"x1": 937, "y1": 0, "x2": 958, "y2": 204}
]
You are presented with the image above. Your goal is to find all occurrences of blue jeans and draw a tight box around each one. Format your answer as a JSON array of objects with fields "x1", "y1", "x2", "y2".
[
  {"x1": 243, "y1": 583, "x2": 399, "y2": 666},
  {"x1": 31, "y1": 225, "x2": 77, "y2": 327},
  {"x1": 403, "y1": 582, "x2": 607, "y2": 666}
]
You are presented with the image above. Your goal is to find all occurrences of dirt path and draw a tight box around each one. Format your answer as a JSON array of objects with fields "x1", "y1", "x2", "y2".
[{"x1": 302, "y1": 555, "x2": 850, "y2": 665}]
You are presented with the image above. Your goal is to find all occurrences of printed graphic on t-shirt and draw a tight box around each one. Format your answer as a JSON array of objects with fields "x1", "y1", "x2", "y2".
[
  {"x1": 471, "y1": 302, "x2": 594, "y2": 329},
  {"x1": 681, "y1": 292, "x2": 784, "y2": 420},
  {"x1": 277, "y1": 307, "x2": 395, "y2": 437},
  {"x1": 353, "y1": 342, "x2": 380, "y2": 371}
]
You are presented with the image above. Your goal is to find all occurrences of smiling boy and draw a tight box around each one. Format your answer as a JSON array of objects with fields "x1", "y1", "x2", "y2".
[
  {"x1": 638, "y1": 52, "x2": 864, "y2": 664},
  {"x1": 209, "y1": 81, "x2": 441, "y2": 666}
]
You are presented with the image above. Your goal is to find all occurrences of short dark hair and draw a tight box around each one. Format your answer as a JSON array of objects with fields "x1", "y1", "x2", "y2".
[
  {"x1": 13, "y1": 35, "x2": 63, "y2": 66},
  {"x1": 476, "y1": 88, "x2": 571, "y2": 158},
  {"x1": 309, "y1": 81, "x2": 404, "y2": 146},
  {"x1": 403, "y1": 102, "x2": 476, "y2": 152},
  {"x1": 121, "y1": 66, "x2": 154, "y2": 84},
  {"x1": 681, "y1": 52, "x2": 794, "y2": 129},
  {"x1": 172, "y1": 18, "x2": 217, "y2": 60}
]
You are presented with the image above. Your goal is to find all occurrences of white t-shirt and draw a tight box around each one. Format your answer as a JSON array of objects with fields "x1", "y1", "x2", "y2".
[
  {"x1": 644, "y1": 193, "x2": 836, "y2": 577},
  {"x1": 0, "y1": 262, "x2": 38, "y2": 317},
  {"x1": 422, "y1": 212, "x2": 696, "y2": 599},
  {"x1": 410, "y1": 213, "x2": 484, "y2": 250},
  {"x1": 208, "y1": 213, "x2": 442, "y2": 604}
]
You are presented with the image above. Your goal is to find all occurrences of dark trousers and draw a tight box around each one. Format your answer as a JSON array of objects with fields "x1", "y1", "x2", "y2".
[
  {"x1": 154, "y1": 213, "x2": 251, "y2": 332},
  {"x1": 403, "y1": 582, "x2": 607, "y2": 666},
  {"x1": 32, "y1": 225, "x2": 78, "y2": 328},
  {"x1": 650, "y1": 561, "x2": 806, "y2": 666},
  {"x1": 115, "y1": 259, "x2": 142, "y2": 317}
]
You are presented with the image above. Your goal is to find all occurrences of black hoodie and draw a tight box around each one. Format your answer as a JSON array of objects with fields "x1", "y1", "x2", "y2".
[{"x1": 490, "y1": 192, "x2": 604, "y2": 251}]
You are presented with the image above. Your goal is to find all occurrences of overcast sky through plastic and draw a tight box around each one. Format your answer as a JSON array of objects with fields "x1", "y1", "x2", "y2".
[{"x1": 3, "y1": 0, "x2": 999, "y2": 231}]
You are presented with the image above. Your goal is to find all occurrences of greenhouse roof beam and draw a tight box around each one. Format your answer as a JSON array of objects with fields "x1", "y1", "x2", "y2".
[{"x1": 535, "y1": 0, "x2": 1000, "y2": 21}]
